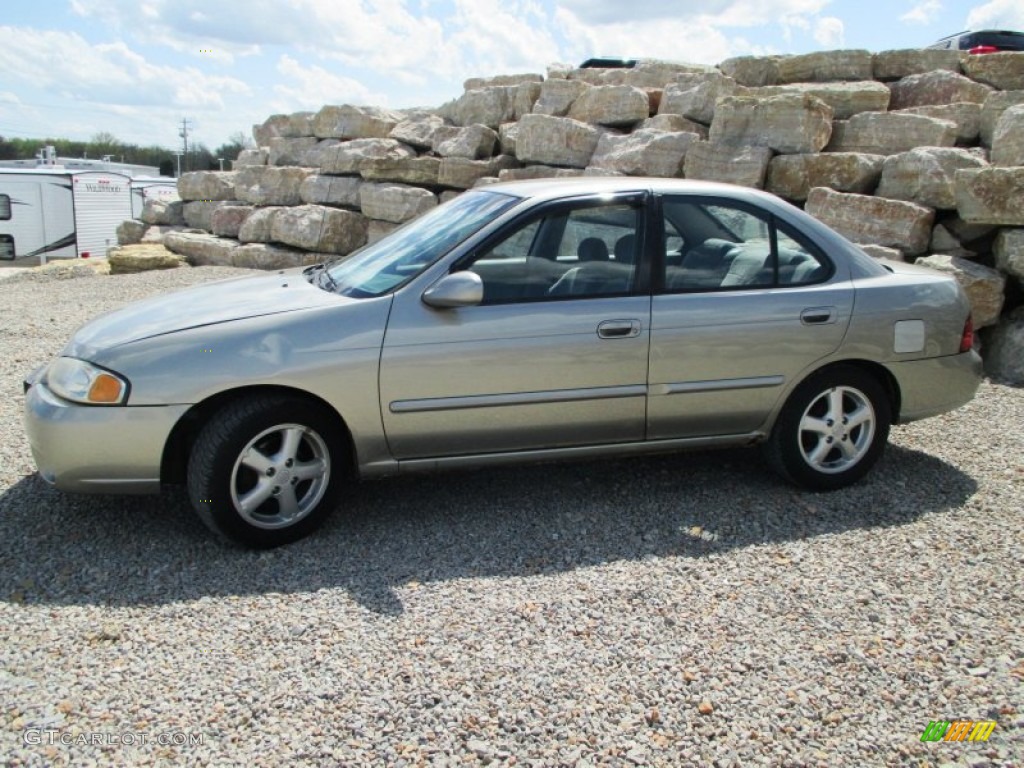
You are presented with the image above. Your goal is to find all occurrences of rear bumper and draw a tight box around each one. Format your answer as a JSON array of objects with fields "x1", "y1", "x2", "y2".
[
  {"x1": 886, "y1": 350, "x2": 983, "y2": 423},
  {"x1": 23, "y1": 377, "x2": 187, "y2": 494}
]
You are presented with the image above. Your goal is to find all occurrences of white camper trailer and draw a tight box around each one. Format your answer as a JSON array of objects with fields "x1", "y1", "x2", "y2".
[
  {"x1": 0, "y1": 169, "x2": 133, "y2": 264},
  {"x1": 130, "y1": 177, "x2": 179, "y2": 219}
]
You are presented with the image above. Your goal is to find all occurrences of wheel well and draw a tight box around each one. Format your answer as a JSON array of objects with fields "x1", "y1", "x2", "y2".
[
  {"x1": 814, "y1": 360, "x2": 902, "y2": 423},
  {"x1": 160, "y1": 386, "x2": 356, "y2": 486}
]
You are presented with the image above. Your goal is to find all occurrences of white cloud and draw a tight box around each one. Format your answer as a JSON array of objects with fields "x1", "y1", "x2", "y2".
[
  {"x1": 271, "y1": 56, "x2": 384, "y2": 113},
  {"x1": 0, "y1": 27, "x2": 249, "y2": 110},
  {"x1": 814, "y1": 17, "x2": 845, "y2": 46},
  {"x1": 901, "y1": 1, "x2": 943, "y2": 25},
  {"x1": 967, "y1": 0, "x2": 1024, "y2": 29},
  {"x1": 556, "y1": 0, "x2": 832, "y2": 27}
]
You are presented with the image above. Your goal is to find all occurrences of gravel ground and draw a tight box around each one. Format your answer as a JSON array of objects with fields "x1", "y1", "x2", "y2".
[{"x1": 0, "y1": 266, "x2": 1021, "y2": 767}]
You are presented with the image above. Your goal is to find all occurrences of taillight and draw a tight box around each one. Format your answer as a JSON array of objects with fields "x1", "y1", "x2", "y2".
[
  {"x1": 959, "y1": 315, "x2": 974, "y2": 353},
  {"x1": 968, "y1": 45, "x2": 1000, "y2": 54}
]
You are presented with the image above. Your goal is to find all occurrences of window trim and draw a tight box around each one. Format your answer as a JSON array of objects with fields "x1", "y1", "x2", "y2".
[
  {"x1": 657, "y1": 195, "x2": 834, "y2": 295},
  {"x1": 0, "y1": 193, "x2": 11, "y2": 221}
]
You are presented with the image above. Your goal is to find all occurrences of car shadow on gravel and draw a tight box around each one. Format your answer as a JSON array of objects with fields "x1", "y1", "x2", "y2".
[{"x1": 0, "y1": 444, "x2": 977, "y2": 614}]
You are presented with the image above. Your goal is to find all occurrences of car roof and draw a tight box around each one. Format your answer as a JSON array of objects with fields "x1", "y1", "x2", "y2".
[{"x1": 481, "y1": 176, "x2": 793, "y2": 208}]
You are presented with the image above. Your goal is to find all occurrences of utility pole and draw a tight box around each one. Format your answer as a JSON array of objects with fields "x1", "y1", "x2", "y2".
[{"x1": 178, "y1": 118, "x2": 193, "y2": 173}]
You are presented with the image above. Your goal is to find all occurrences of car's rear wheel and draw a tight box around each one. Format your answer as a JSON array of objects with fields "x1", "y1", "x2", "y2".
[
  {"x1": 187, "y1": 395, "x2": 347, "y2": 548},
  {"x1": 765, "y1": 366, "x2": 891, "y2": 491}
]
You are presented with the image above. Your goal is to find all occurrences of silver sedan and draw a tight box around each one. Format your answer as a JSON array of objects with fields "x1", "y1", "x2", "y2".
[{"x1": 24, "y1": 179, "x2": 982, "y2": 547}]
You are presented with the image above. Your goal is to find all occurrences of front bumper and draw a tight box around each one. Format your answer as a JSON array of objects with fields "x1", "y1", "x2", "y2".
[
  {"x1": 886, "y1": 349, "x2": 983, "y2": 423},
  {"x1": 23, "y1": 374, "x2": 189, "y2": 494}
]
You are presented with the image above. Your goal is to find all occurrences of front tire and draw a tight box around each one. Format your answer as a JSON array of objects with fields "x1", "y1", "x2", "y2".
[
  {"x1": 187, "y1": 395, "x2": 347, "y2": 547},
  {"x1": 765, "y1": 366, "x2": 891, "y2": 491}
]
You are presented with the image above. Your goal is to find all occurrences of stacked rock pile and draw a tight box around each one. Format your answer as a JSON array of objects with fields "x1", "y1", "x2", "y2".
[{"x1": 116, "y1": 49, "x2": 1024, "y2": 380}]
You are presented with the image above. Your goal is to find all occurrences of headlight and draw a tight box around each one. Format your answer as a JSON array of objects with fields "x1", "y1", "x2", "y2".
[{"x1": 46, "y1": 357, "x2": 129, "y2": 405}]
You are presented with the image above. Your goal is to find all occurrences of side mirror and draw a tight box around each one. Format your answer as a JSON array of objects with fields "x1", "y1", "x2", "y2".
[{"x1": 422, "y1": 271, "x2": 484, "y2": 308}]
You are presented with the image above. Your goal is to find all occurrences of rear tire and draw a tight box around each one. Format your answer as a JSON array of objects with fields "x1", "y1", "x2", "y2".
[
  {"x1": 187, "y1": 395, "x2": 347, "y2": 548},
  {"x1": 764, "y1": 366, "x2": 891, "y2": 491}
]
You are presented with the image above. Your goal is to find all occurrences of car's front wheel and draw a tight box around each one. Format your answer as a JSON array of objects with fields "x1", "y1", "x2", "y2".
[
  {"x1": 187, "y1": 395, "x2": 347, "y2": 547},
  {"x1": 765, "y1": 366, "x2": 891, "y2": 491}
]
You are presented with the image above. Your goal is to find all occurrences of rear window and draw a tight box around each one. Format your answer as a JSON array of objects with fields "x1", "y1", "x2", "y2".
[{"x1": 960, "y1": 31, "x2": 1024, "y2": 50}]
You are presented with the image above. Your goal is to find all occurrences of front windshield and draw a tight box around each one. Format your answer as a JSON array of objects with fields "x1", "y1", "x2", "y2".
[{"x1": 324, "y1": 189, "x2": 519, "y2": 297}]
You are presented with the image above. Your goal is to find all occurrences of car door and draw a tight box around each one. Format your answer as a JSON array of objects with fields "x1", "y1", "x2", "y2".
[
  {"x1": 379, "y1": 193, "x2": 652, "y2": 460},
  {"x1": 648, "y1": 195, "x2": 854, "y2": 440}
]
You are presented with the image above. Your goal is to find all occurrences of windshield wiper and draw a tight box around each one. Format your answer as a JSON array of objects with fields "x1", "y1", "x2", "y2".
[{"x1": 314, "y1": 264, "x2": 338, "y2": 292}]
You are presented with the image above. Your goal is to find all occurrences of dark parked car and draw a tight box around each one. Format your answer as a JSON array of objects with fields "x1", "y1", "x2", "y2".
[{"x1": 929, "y1": 29, "x2": 1024, "y2": 53}]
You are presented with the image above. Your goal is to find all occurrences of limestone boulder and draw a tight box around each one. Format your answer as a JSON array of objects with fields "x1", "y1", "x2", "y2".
[
  {"x1": 232, "y1": 243, "x2": 317, "y2": 270},
  {"x1": 944, "y1": 216, "x2": 998, "y2": 249},
  {"x1": 268, "y1": 137, "x2": 318, "y2": 167},
  {"x1": 514, "y1": 82, "x2": 542, "y2": 119},
  {"x1": 464, "y1": 73, "x2": 543, "y2": 90},
  {"x1": 107, "y1": 244, "x2": 187, "y2": 274},
  {"x1": 234, "y1": 148, "x2": 268, "y2": 167},
  {"x1": 140, "y1": 225, "x2": 188, "y2": 244},
  {"x1": 498, "y1": 166, "x2": 585, "y2": 181},
  {"x1": 270, "y1": 205, "x2": 369, "y2": 255},
  {"x1": 962, "y1": 52, "x2": 1024, "y2": 92},
  {"x1": 389, "y1": 115, "x2": 447, "y2": 150},
  {"x1": 359, "y1": 183, "x2": 438, "y2": 223},
  {"x1": 320, "y1": 138, "x2": 415, "y2": 176},
  {"x1": 876, "y1": 148, "x2": 988, "y2": 210},
  {"x1": 640, "y1": 114, "x2": 709, "y2": 137},
  {"x1": 182, "y1": 201, "x2": 222, "y2": 231},
  {"x1": 210, "y1": 204, "x2": 253, "y2": 238},
  {"x1": 568, "y1": 60, "x2": 715, "y2": 88},
  {"x1": 177, "y1": 171, "x2": 238, "y2": 202},
  {"x1": 234, "y1": 167, "x2": 315, "y2": 206},
  {"x1": 995, "y1": 229, "x2": 1024, "y2": 284},
  {"x1": 299, "y1": 175, "x2": 363, "y2": 209},
  {"x1": 915, "y1": 254, "x2": 1005, "y2": 328},
  {"x1": 983, "y1": 307, "x2": 1024, "y2": 384},
  {"x1": 766, "y1": 153, "x2": 885, "y2": 201},
  {"x1": 140, "y1": 199, "x2": 185, "y2": 226},
  {"x1": 991, "y1": 105, "x2": 1024, "y2": 167},
  {"x1": 955, "y1": 167, "x2": 1024, "y2": 225},
  {"x1": 237, "y1": 207, "x2": 282, "y2": 244},
  {"x1": 710, "y1": 94, "x2": 833, "y2": 154},
  {"x1": 516, "y1": 114, "x2": 603, "y2": 168},
  {"x1": 659, "y1": 74, "x2": 737, "y2": 125},
  {"x1": 806, "y1": 187, "x2": 935, "y2": 255},
  {"x1": 498, "y1": 123, "x2": 519, "y2": 156},
  {"x1": 589, "y1": 129, "x2": 698, "y2": 177},
  {"x1": 313, "y1": 105, "x2": 401, "y2": 139},
  {"x1": 360, "y1": 156, "x2": 442, "y2": 186},
  {"x1": 438, "y1": 156, "x2": 518, "y2": 189},
  {"x1": 683, "y1": 142, "x2": 773, "y2": 188},
  {"x1": 887, "y1": 70, "x2": 993, "y2": 110},
  {"x1": 533, "y1": 79, "x2": 588, "y2": 116},
  {"x1": 858, "y1": 244, "x2": 905, "y2": 261},
  {"x1": 442, "y1": 87, "x2": 516, "y2": 128},
  {"x1": 981, "y1": 91, "x2": 1024, "y2": 146},
  {"x1": 567, "y1": 85, "x2": 650, "y2": 126},
  {"x1": 301, "y1": 139, "x2": 342, "y2": 169},
  {"x1": 116, "y1": 219, "x2": 146, "y2": 245},
  {"x1": 163, "y1": 232, "x2": 239, "y2": 266},
  {"x1": 433, "y1": 124, "x2": 498, "y2": 159},
  {"x1": 895, "y1": 103, "x2": 981, "y2": 145},
  {"x1": 253, "y1": 112, "x2": 314, "y2": 146},
  {"x1": 872, "y1": 50, "x2": 962, "y2": 80},
  {"x1": 775, "y1": 50, "x2": 873, "y2": 83},
  {"x1": 719, "y1": 56, "x2": 782, "y2": 87},
  {"x1": 739, "y1": 81, "x2": 890, "y2": 120},
  {"x1": 826, "y1": 113, "x2": 957, "y2": 154}
]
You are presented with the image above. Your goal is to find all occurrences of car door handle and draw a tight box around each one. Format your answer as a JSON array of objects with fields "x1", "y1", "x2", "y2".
[
  {"x1": 597, "y1": 319, "x2": 641, "y2": 339},
  {"x1": 800, "y1": 307, "x2": 836, "y2": 325}
]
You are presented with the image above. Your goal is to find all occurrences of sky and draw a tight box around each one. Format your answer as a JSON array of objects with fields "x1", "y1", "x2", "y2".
[{"x1": 0, "y1": 0, "x2": 1021, "y2": 155}]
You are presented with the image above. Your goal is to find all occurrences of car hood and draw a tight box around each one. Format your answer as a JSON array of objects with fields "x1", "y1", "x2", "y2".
[{"x1": 65, "y1": 269, "x2": 348, "y2": 355}]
